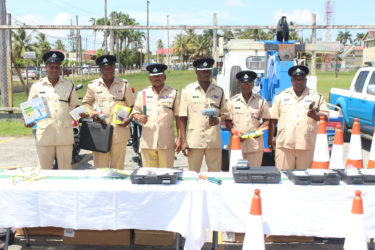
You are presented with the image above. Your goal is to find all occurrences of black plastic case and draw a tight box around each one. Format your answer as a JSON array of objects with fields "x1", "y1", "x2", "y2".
[
  {"x1": 130, "y1": 169, "x2": 180, "y2": 184},
  {"x1": 287, "y1": 169, "x2": 340, "y2": 185},
  {"x1": 336, "y1": 169, "x2": 375, "y2": 185},
  {"x1": 232, "y1": 166, "x2": 281, "y2": 184}
]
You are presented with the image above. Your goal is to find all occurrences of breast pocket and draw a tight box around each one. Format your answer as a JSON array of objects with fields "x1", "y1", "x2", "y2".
[{"x1": 250, "y1": 109, "x2": 261, "y2": 120}]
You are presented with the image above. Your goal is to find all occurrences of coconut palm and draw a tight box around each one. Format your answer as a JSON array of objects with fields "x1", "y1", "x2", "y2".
[
  {"x1": 12, "y1": 28, "x2": 33, "y2": 64},
  {"x1": 89, "y1": 17, "x2": 97, "y2": 50},
  {"x1": 354, "y1": 32, "x2": 365, "y2": 46},
  {"x1": 33, "y1": 33, "x2": 51, "y2": 65},
  {"x1": 336, "y1": 31, "x2": 353, "y2": 45},
  {"x1": 54, "y1": 40, "x2": 66, "y2": 50}
]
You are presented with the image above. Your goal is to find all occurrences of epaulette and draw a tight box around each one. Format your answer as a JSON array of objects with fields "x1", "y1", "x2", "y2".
[
  {"x1": 182, "y1": 82, "x2": 195, "y2": 90},
  {"x1": 230, "y1": 93, "x2": 240, "y2": 100}
]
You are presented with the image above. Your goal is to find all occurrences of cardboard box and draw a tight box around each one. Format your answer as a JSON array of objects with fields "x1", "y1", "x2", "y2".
[
  {"x1": 134, "y1": 230, "x2": 176, "y2": 246},
  {"x1": 63, "y1": 229, "x2": 131, "y2": 246},
  {"x1": 16, "y1": 227, "x2": 64, "y2": 236}
]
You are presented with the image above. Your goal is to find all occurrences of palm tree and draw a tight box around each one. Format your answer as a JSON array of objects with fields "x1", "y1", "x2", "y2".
[
  {"x1": 221, "y1": 30, "x2": 234, "y2": 42},
  {"x1": 54, "y1": 40, "x2": 66, "y2": 50},
  {"x1": 288, "y1": 21, "x2": 301, "y2": 42},
  {"x1": 157, "y1": 39, "x2": 164, "y2": 63},
  {"x1": 336, "y1": 31, "x2": 353, "y2": 45},
  {"x1": 33, "y1": 33, "x2": 51, "y2": 65},
  {"x1": 354, "y1": 32, "x2": 365, "y2": 46},
  {"x1": 12, "y1": 28, "x2": 33, "y2": 64}
]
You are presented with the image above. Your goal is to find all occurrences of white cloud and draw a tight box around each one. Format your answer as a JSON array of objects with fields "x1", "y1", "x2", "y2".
[
  {"x1": 226, "y1": 0, "x2": 244, "y2": 7},
  {"x1": 53, "y1": 13, "x2": 72, "y2": 25},
  {"x1": 273, "y1": 9, "x2": 321, "y2": 25}
]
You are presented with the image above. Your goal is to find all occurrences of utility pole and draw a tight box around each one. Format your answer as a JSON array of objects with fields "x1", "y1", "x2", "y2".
[
  {"x1": 76, "y1": 16, "x2": 80, "y2": 67},
  {"x1": 311, "y1": 13, "x2": 317, "y2": 76},
  {"x1": 146, "y1": 0, "x2": 150, "y2": 64},
  {"x1": 180, "y1": 31, "x2": 183, "y2": 69},
  {"x1": 0, "y1": 0, "x2": 9, "y2": 107},
  {"x1": 104, "y1": 0, "x2": 108, "y2": 54},
  {"x1": 167, "y1": 14, "x2": 170, "y2": 69},
  {"x1": 212, "y1": 13, "x2": 217, "y2": 63},
  {"x1": 7, "y1": 13, "x2": 12, "y2": 106},
  {"x1": 110, "y1": 12, "x2": 115, "y2": 55}
]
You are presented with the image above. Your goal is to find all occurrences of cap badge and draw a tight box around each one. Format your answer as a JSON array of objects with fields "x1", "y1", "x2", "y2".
[
  {"x1": 103, "y1": 58, "x2": 108, "y2": 63},
  {"x1": 52, "y1": 53, "x2": 56, "y2": 58},
  {"x1": 296, "y1": 68, "x2": 301, "y2": 73},
  {"x1": 244, "y1": 74, "x2": 248, "y2": 79},
  {"x1": 203, "y1": 61, "x2": 208, "y2": 67},
  {"x1": 153, "y1": 67, "x2": 158, "y2": 72}
]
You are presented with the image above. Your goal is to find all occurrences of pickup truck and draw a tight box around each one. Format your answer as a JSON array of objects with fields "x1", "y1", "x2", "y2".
[{"x1": 329, "y1": 66, "x2": 375, "y2": 140}]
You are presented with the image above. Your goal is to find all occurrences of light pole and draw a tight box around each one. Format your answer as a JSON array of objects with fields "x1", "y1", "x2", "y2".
[
  {"x1": 146, "y1": 0, "x2": 150, "y2": 64},
  {"x1": 167, "y1": 14, "x2": 169, "y2": 69}
]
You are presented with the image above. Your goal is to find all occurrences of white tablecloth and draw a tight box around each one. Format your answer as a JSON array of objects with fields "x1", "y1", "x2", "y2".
[
  {"x1": 202, "y1": 172, "x2": 375, "y2": 238},
  {"x1": 0, "y1": 170, "x2": 207, "y2": 250}
]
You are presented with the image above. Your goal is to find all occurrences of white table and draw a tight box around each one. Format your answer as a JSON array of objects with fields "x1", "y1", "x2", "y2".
[
  {"x1": 0, "y1": 170, "x2": 207, "y2": 250},
  {"x1": 202, "y1": 172, "x2": 375, "y2": 238}
]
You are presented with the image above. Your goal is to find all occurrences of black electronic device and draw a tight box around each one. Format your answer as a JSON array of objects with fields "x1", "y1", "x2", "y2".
[
  {"x1": 79, "y1": 120, "x2": 113, "y2": 153},
  {"x1": 232, "y1": 166, "x2": 280, "y2": 184}
]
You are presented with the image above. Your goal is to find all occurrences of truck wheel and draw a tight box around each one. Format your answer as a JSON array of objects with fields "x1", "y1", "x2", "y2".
[
  {"x1": 343, "y1": 119, "x2": 351, "y2": 142},
  {"x1": 229, "y1": 65, "x2": 241, "y2": 98}
]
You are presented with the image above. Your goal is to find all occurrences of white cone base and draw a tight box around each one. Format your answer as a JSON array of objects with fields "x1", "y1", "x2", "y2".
[
  {"x1": 243, "y1": 215, "x2": 265, "y2": 250},
  {"x1": 348, "y1": 135, "x2": 363, "y2": 160},
  {"x1": 229, "y1": 150, "x2": 243, "y2": 172},
  {"x1": 344, "y1": 214, "x2": 368, "y2": 250},
  {"x1": 329, "y1": 144, "x2": 345, "y2": 169},
  {"x1": 313, "y1": 134, "x2": 330, "y2": 162}
]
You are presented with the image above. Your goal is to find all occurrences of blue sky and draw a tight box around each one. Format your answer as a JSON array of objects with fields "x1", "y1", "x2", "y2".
[{"x1": 6, "y1": 0, "x2": 375, "y2": 52}]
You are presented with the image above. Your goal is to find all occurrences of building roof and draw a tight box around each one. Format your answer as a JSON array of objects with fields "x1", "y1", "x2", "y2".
[
  {"x1": 156, "y1": 48, "x2": 174, "y2": 55},
  {"x1": 344, "y1": 45, "x2": 363, "y2": 51},
  {"x1": 364, "y1": 31, "x2": 375, "y2": 41},
  {"x1": 87, "y1": 50, "x2": 96, "y2": 55}
]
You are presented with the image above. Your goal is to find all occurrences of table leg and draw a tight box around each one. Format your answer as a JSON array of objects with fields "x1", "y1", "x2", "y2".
[{"x1": 212, "y1": 231, "x2": 218, "y2": 250}]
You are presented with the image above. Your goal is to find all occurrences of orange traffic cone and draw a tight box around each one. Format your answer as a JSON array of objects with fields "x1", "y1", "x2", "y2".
[
  {"x1": 312, "y1": 116, "x2": 330, "y2": 169},
  {"x1": 346, "y1": 118, "x2": 363, "y2": 169},
  {"x1": 243, "y1": 189, "x2": 265, "y2": 250},
  {"x1": 229, "y1": 130, "x2": 243, "y2": 172},
  {"x1": 344, "y1": 190, "x2": 368, "y2": 250},
  {"x1": 367, "y1": 129, "x2": 375, "y2": 169},
  {"x1": 329, "y1": 124, "x2": 345, "y2": 169}
]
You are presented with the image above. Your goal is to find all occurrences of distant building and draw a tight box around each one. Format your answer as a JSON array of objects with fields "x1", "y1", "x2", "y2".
[
  {"x1": 363, "y1": 31, "x2": 375, "y2": 66},
  {"x1": 156, "y1": 48, "x2": 174, "y2": 65},
  {"x1": 341, "y1": 45, "x2": 363, "y2": 70}
]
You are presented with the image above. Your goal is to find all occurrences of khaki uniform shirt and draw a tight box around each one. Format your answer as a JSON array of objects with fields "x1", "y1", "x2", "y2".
[
  {"x1": 28, "y1": 77, "x2": 80, "y2": 146},
  {"x1": 227, "y1": 93, "x2": 270, "y2": 153},
  {"x1": 132, "y1": 85, "x2": 179, "y2": 149},
  {"x1": 270, "y1": 87, "x2": 329, "y2": 150},
  {"x1": 179, "y1": 82, "x2": 228, "y2": 149},
  {"x1": 82, "y1": 77, "x2": 135, "y2": 144}
]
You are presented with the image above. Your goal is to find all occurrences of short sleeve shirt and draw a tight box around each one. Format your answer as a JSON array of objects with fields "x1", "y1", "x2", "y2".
[
  {"x1": 270, "y1": 87, "x2": 329, "y2": 150},
  {"x1": 227, "y1": 93, "x2": 270, "y2": 153},
  {"x1": 28, "y1": 77, "x2": 80, "y2": 146},
  {"x1": 132, "y1": 85, "x2": 179, "y2": 149},
  {"x1": 179, "y1": 82, "x2": 228, "y2": 149},
  {"x1": 82, "y1": 77, "x2": 135, "y2": 143}
]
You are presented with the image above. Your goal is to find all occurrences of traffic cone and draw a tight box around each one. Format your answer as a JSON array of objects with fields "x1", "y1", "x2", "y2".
[
  {"x1": 312, "y1": 116, "x2": 330, "y2": 169},
  {"x1": 346, "y1": 118, "x2": 363, "y2": 169},
  {"x1": 229, "y1": 130, "x2": 243, "y2": 172},
  {"x1": 367, "y1": 129, "x2": 375, "y2": 169},
  {"x1": 243, "y1": 189, "x2": 265, "y2": 250},
  {"x1": 344, "y1": 190, "x2": 368, "y2": 250},
  {"x1": 329, "y1": 124, "x2": 345, "y2": 169}
]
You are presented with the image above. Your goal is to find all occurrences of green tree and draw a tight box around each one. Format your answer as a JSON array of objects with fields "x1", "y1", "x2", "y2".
[
  {"x1": 354, "y1": 32, "x2": 365, "y2": 46},
  {"x1": 54, "y1": 40, "x2": 66, "y2": 50},
  {"x1": 89, "y1": 17, "x2": 97, "y2": 51},
  {"x1": 12, "y1": 28, "x2": 33, "y2": 66},
  {"x1": 336, "y1": 31, "x2": 353, "y2": 45},
  {"x1": 33, "y1": 33, "x2": 51, "y2": 65}
]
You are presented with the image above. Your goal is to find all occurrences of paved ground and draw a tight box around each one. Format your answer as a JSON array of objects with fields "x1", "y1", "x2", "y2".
[{"x1": 0, "y1": 135, "x2": 373, "y2": 249}]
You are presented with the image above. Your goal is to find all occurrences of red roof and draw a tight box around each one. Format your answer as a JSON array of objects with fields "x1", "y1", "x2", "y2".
[
  {"x1": 344, "y1": 46, "x2": 363, "y2": 51},
  {"x1": 364, "y1": 31, "x2": 375, "y2": 41},
  {"x1": 87, "y1": 50, "x2": 96, "y2": 55},
  {"x1": 156, "y1": 48, "x2": 174, "y2": 55}
]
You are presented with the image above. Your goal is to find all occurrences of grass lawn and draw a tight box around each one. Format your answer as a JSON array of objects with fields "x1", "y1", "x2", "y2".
[{"x1": 1, "y1": 69, "x2": 356, "y2": 136}]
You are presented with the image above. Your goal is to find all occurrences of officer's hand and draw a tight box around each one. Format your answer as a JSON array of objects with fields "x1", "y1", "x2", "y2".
[
  {"x1": 119, "y1": 117, "x2": 132, "y2": 127},
  {"x1": 175, "y1": 138, "x2": 182, "y2": 153},
  {"x1": 307, "y1": 109, "x2": 320, "y2": 121},
  {"x1": 22, "y1": 117, "x2": 35, "y2": 128},
  {"x1": 268, "y1": 137, "x2": 276, "y2": 150},
  {"x1": 209, "y1": 117, "x2": 219, "y2": 126},
  {"x1": 92, "y1": 114, "x2": 103, "y2": 123},
  {"x1": 181, "y1": 140, "x2": 190, "y2": 157},
  {"x1": 240, "y1": 137, "x2": 246, "y2": 143},
  {"x1": 137, "y1": 114, "x2": 148, "y2": 124},
  {"x1": 79, "y1": 112, "x2": 90, "y2": 119}
]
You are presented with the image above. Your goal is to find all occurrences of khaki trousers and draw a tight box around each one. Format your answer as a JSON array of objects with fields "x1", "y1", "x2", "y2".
[
  {"x1": 141, "y1": 148, "x2": 175, "y2": 168},
  {"x1": 275, "y1": 148, "x2": 314, "y2": 170},
  {"x1": 93, "y1": 141, "x2": 127, "y2": 170},
  {"x1": 188, "y1": 148, "x2": 222, "y2": 172},
  {"x1": 242, "y1": 151, "x2": 263, "y2": 167},
  {"x1": 36, "y1": 145, "x2": 72, "y2": 170}
]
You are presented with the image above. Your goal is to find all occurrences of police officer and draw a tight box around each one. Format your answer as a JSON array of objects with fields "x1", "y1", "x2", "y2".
[
  {"x1": 81, "y1": 55, "x2": 135, "y2": 169},
  {"x1": 225, "y1": 70, "x2": 270, "y2": 167},
  {"x1": 179, "y1": 58, "x2": 228, "y2": 172},
  {"x1": 25, "y1": 51, "x2": 80, "y2": 169},
  {"x1": 132, "y1": 63, "x2": 181, "y2": 168},
  {"x1": 268, "y1": 65, "x2": 329, "y2": 170}
]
